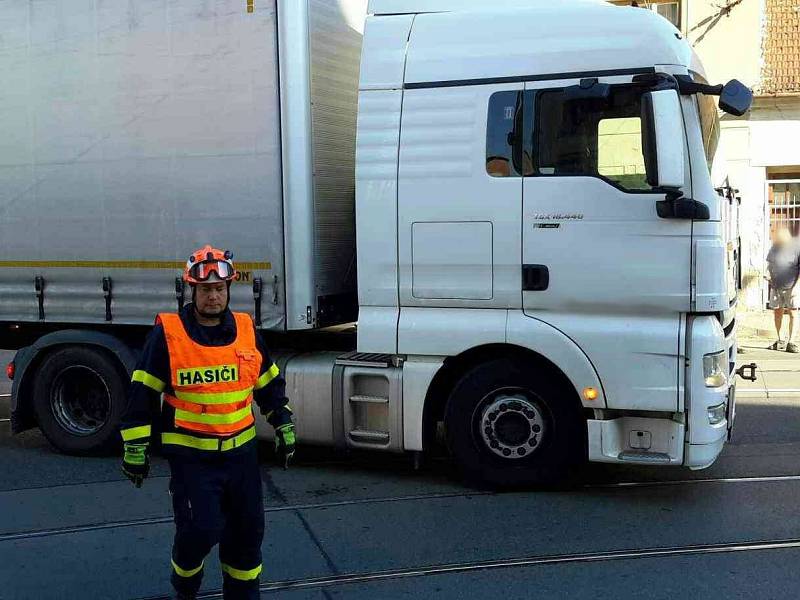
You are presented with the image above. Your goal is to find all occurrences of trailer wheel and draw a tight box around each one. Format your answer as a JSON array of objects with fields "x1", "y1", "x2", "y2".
[
  {"x1": 445, "y1": 358, "x2": 584, "y2": 488},
  {"x1": 32, "y1": 346, "x2": 126, "y2": 455}
]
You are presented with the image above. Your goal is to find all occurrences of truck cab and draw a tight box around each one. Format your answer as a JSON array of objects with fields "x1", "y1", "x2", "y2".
[{"x1": 352, "y1": 0, "x2": 750, "y2": 483}]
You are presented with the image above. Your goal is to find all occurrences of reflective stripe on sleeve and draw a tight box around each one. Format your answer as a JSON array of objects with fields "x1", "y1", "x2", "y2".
[
  {"x1": 254, "y1": 363, "x2": 280, "y2": 390},
  {"x1": 120, "y1": 424, "x2": 152, "y2": 442},
  {"x1": 221, "y1": 562, "x2": 262, "y2": 581},
  {"x1": 161, "y1": 426, "x2": 257, "y2": 451},
  {"x1": 171, "y1": 558, "x2": 204, "y2": 578},
  {"x1": 123, "y1": 442, "x2": 149, "y2": 465},
  {"x1": 131, "y1": 370, "x2": 166, "y2": 393},
  {"x1": 264, "y1": 404, "x2": 293, "y2": 421}
]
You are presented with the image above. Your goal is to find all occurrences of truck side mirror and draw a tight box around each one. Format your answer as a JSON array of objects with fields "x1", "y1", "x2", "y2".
[
  {"x1": 642, "y1": 89, "x2": 685, "y2": 190},
  {"x1": 719, "y1": 79, "x2": 752, "y2": 117}
]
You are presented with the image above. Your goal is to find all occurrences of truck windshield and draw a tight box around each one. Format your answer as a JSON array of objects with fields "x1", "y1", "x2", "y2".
[{"x1": 698, "y1": 93, "x2": 720, "y2": 174}]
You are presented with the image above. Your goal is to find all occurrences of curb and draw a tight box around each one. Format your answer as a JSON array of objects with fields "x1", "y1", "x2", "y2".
[
  {"x1": 737, "y1": 328, "x2": 776, "y2": 341},
  {"x1": 738, "y1": 337, "x2": 796, "y2": 348},
  {"x1": 738, "y1": 389, "x2": 800, "y2": 398}
]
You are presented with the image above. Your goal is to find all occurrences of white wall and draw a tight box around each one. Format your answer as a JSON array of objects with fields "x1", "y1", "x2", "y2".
[
  {"x1": 686, "y1": 0, "x2": 763, "y2": 89},
  {"x1": 749, "y1": 101, "x2": 800, "y2": 167}
]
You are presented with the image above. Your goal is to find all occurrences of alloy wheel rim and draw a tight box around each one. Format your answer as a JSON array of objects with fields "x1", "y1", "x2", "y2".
[{"x1": 477, "y1": 390, "x2": 547, "y2": 460}]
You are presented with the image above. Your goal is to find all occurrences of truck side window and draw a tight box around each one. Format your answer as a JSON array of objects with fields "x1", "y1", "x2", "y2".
[
  {"x1": 531, "y1": 85, "x2": 655, "y2": 192},
  {"x1": 486, "y1": 91, "x2": 523, "y2": 177},
  {"x1": 597, "y1": 117, "x2": 650, "y2": 191}
]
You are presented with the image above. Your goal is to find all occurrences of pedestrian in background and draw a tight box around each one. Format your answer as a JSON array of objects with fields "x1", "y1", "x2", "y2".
[{"x1": 766, "y1": 228, "x2": 800, "y2": 353}]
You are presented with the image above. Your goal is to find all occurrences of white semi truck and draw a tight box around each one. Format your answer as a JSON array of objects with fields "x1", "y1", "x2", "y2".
[{"x1": 2, "y1": 0, "x2": 755, "y2": 486}]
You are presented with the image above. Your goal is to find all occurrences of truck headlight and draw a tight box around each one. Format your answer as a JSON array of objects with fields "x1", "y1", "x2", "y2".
[{"x1": 703, "y1": 350, "x2": 727, "y2": 388}]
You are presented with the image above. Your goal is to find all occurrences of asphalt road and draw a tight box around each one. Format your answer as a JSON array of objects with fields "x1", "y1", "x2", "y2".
[{"x1": 2, "y1": 344, "x2": 800, "y2": 599}]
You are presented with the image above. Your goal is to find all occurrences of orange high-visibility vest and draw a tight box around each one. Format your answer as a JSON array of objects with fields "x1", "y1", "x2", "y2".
[{"x1": 158, "y1": 312, "x2": 262, "y2": 436}]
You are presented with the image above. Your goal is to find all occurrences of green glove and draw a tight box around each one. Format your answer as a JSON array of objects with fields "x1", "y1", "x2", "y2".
[
  {"x1": 122, "y1": 442, "x2": 150, "y2": 488},
  {"x1": 274, "y1": 423, "x2": 296, "y2": 469}
]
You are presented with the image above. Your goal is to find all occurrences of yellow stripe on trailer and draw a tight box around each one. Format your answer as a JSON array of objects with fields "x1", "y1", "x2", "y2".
[{"x1": 0, "y1": 260, "x2": 271, "y2": 270}]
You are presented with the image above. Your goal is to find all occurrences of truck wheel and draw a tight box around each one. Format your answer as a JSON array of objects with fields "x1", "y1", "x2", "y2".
[
  {"x1": 445, "y1": 358, "x2": 584, "y2": 488},
  {"x1": 32, "y1": 346, "x2": 126, "y2": 455}
]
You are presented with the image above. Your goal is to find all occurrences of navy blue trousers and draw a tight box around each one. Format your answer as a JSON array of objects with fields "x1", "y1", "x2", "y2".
[{"x1": 168, "y1": 445, "x2": 264, "y2": 600}]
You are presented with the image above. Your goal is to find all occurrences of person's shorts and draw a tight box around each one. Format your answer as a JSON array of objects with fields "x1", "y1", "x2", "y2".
[{"x1": 770, "y1": 287, "x2": 800, "y2": 309}]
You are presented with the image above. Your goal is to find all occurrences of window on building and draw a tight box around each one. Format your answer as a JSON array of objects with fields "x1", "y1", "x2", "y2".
[
  {"x1": 768, "y1": 170, "x2": 800, "y2": 181},
  {"x1": 769, "y1": 180, "x2": 800, "y2": 239},
  {"x1": 608, "y1": 1, "x2": 681, "y2": 29},
  {"x1": 530, "y1": 85, "x2": 655, "y2": 192},
  {"x1": 486, "y1": 91, "x2": 523, "y2": 177},
  {"x1": 653, "y1": 2, "x2": 680, "y2": 28}
]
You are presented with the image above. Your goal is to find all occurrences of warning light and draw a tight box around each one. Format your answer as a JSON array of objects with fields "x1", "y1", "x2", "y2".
[{"x1": 583, "y1": 387, "x2": 598, "y2": 401}]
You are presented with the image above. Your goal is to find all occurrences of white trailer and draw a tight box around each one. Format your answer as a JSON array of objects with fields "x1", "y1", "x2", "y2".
[
  {"x1": 4, "y1": 0, "x2": 753, "y2": 486},
  {"x1": 0, "y1": 0, "x2": 362, "y2": 330}
]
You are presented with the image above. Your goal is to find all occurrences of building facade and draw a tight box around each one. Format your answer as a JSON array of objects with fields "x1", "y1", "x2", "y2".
[{"x1": 611, "y1": 0, "x2": 800, "y2": 309}]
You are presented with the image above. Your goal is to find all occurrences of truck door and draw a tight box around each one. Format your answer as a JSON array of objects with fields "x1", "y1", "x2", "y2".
[
  {"x1": 397, "y1": 83, "x2": 523, "y2": 312},
  {"x1": 520, "y1": 77, "x2": 692, "y2": 412}
]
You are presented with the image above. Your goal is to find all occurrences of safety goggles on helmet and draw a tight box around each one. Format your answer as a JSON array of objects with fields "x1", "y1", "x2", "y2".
[
  {"x1": 188, "y1": 259, "x2": 235, "y2": 282},
  {"x1": 183, "y1": 245, "x2": 237, "y2": 285}
]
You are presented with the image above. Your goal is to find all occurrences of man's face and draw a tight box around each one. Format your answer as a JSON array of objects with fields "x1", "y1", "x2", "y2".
[{"x1": 194, "y1": 282, "x2": 228, "y2": 316}]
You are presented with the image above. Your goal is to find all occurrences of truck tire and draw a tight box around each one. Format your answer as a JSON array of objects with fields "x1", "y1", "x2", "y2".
[
  {"x1": 445, "y1": 358, "x2": 584, "y2": 488},
  {"x1": 32, "y1": 346, "x2": 126, "y2": 455}
]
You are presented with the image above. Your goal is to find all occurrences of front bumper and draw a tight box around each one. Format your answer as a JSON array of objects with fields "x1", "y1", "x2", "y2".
[
  {"x1": 587, "y1": 417, "x2": 684, "y2": 465},
  {"x1": 684, "y1": 436, "x2": 726, "y2": 470},
  {"x1": 586, "y1": 315, "x2": 736, "y2": 468},
  {"x1": 586, "y1": 412, "x2": 729, "y2": 468}
]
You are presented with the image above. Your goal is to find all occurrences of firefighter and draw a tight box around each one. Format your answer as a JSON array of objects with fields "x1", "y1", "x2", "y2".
[{"x1": 119, "y1": 245, "x2": 295, "y2": 600}]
